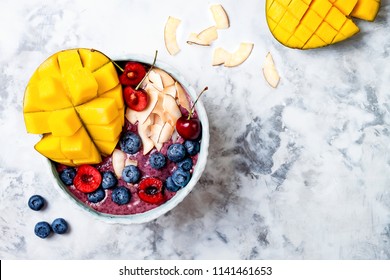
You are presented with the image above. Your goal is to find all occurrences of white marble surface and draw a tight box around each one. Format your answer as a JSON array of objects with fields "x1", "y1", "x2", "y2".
[{"x1": 1, "y1": 0, "x2": 390, "y2": 259}]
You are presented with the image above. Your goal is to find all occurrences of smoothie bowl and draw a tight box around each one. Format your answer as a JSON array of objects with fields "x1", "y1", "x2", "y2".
[{"x1": 23, "y1": 49, "x2": 209, "y2": 224}]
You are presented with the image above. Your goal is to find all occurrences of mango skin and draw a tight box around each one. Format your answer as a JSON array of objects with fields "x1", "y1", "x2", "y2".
[
  {"x1": 266, "y1": 0, "x2": 381, "y2": 49},
  {"x1": 23, "y1": 48, "x2": 124, "y2": 166}
]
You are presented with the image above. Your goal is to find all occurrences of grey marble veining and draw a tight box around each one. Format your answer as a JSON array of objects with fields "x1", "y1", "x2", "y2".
[{"x1": 1, "y1": 0, "x2": 390, "y2": 259}]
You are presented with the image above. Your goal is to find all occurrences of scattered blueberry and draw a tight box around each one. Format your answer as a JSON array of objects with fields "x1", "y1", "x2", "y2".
[
  {"x1": 172, "y1": 168, "x2": 191, "y2": 187},
  {"x1": 34, "y1": 221, "x2": 51, "y2": 239},
  {"x1": 28, "y1": 195, "x2": 45, "y2": 211},
  {"x1": 122, "y1": 165, "x2": 141, "y2": 183},
  {"x1": 149, "y1": 152, "x2": 166, "y2": 169},
  {"x1": 165, "y1": 176, "x2": 180, "y2": 192},
  {"x1": 101, "y1": 171, "x2": 118, "y2": 189},
  {"x1": 167, "y1": 143, "x2": 186, "y2": 162},
  {"x1": 120, "y1": 132, "x2": 141, "y2": 154},
  {"x1": 177, "y1": 158, "x2": 193, "y2": 171},
  {"x1": 51, "y1": 218, "x2": 68, "y2": 234},
  {"x1": 184, "y1": 140, "x2": 200, "y2": 156},
  {"x1": 59, "y1": 167, "x2": 76, "y2": 186},
  {"x1": 112, "y1": 186, "x2": 131, "y2": 205},
  {"x1": 87, "y1": 188, "x2": 106, "y2": 203}
]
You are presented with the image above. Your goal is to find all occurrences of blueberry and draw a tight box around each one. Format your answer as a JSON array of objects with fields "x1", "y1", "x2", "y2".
[
  {"x1": 101, "y1": 171, "x2": 118, "y2": 189},
  {"x1": 51, "y1": 218, "x2": 68, "y2": 234},
  {"x1": 122, "y1": 165, "x2": 141, "y2": 183},
  {"x1": 87, "y1": 188, "x2": 106, "y2": 203},
  {"x1": 177, "y1": 158, "x2": 193, "y2": 171},
  {"x1": 34, "y1": 221, "x2": 51, "y2": 239},
  {"x1": 165, "y1": 176, "x2": 180, "y2": 192},
  {"x1": 184, "y1": 140, "x2": 200, "y2": 156},
  {"x1": 120, "y1": 132, "x2": 141, "y2": 154},
  {"x1": 28, "y1": 195, "x2": 45, "y2": 211},
  {"x1": 149, "y1": 152, "x2": 166, "y2": 169},
  {"x1": 172, "y1": 168, "x2": 191, "y2": 187},
  {"x1": 112, "y1": 186, "x2": 131, "y2": 205},
  {"x1": 60, "y1": 167, "x2": 76, "y2": 186},
  {"x1": 167, "y1": 143, "x2": 186, "y2": 163}
]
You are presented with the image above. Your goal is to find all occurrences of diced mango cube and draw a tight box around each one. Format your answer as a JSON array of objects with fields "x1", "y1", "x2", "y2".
[
  {"x1": 268, "y1": 1, "x2": 287, "y2": 23},
  {"x1": 294, "y1": 24, "x2": 313, "y2": 43},
  {"x1": 48, "y1": 108, "x2": 82, "y2": 137},
  {"x1": 334, "y1": 0, "x2": 358, "y2": 15},
  {"x1": 24, "y1": 111, "x2": 51, "y2": 134},
  {"x1": 99, "y1": 84, "x2": 124, "y2": 109},
  {"x1": 23, "y1": 84, "x2": 41, "y2": 113},
  {"x1": 72, "y1": 143, "x2": 102, "y2": 165},
  {"x1": 316, "y1": 22, "x2": 337, "y2": 44},
  {"x1": 287, "y1": 0, "x2": 309, "y2": 20},
  {"x1": 38, "y1": 77, "x2": 72, "y2": 111},
  {"x1": 310, "y1": 0, "x2": 332, "y2": 18},
  {"x1": 34, "y1": 134, "x2": 65, "y2": 160},
  {"x1": 273, "y1": 25, "x2": 292, "y2": 44},
  {"x1": 78, "y1": 49, "x2": 110, "y2": 72},
  {"x1": 76, "y1": 97, "x2": 118, "y2": 125},
  {"x1": 61, "y1": 127, "x2": 92, "y2": 159},
  {"x1": 325, "y1": 7, "x2": 347, "y2": 30},
  {"x1": 339, "y1": 19, "x2": 360, "y2": 37},
  {"x1": 65, "y1": 67, "x2": 98, "y2": 106},
  {"x1": 92, "y1": 62, "x2": 119, "y2": 94},
  {"x1": 267, "y1": 17, "x2": 278, "y2": 31},
  {"x1": 301, "y1": 9, "x2": 323, "y2": 31},
  {"x1": 86, "y1": 115, "x2": 122, "y2": 142},
  {"x1": 278, "y1": 0, "x2": 293, "y2": 7},
  {"x1": 94, "y1": 138, "x2": 119, "y2": 156},
  {"x1": 37, "y1": 54, "x2": 61, "y2": 80},
  {"x1": 287, "y1": 35, "x2": 305, "y2": 48},
  {"x1": 58, "y1": 49, "x2": 83, "y2": 75},
  {"x1": 303, "y1": 34, "x2": 327, "y2": 49},
  {"x1": 279, "y1": 12, "x2": 300, "y2": 33},
  {"x1": 351, "y1": 0, "x2": 381, "y2": 21}
]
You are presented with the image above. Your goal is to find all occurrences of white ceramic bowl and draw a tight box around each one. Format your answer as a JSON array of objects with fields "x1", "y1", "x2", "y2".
[{"x1": 47, "y1": 54, "x2": 209, "y2": 224}]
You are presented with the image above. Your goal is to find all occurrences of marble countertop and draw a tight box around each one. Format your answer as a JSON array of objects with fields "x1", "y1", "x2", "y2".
[{"x1": 1, "y1": 0, "x2": 390, "y2": 260}]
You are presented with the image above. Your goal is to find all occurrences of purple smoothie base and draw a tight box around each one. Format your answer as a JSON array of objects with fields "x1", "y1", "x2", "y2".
[{"x1": 55, "y1": 100, "x2": 200, "y2": 216}]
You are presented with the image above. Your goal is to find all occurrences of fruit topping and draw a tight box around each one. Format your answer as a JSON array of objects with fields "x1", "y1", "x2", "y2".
[
  {"x1": 51, "y1": 218, "x2": 68, "y2": 234},
  {"x1": 177, "y1": 158, "x2": 193, "y2": 171},
  {"x1": 213, "y1": 42, "x2": 254, "y2": 67},
  {"x1": 28, "y1": 195, "x2": 45, "y2": 211},
  {"x1": 23, "y1": 48, "x2": 124, "y2": 166},
  {"x1": 123, "y1": 86, "x2": 148, "y2": 111},
  {"x1": 73, "y1": 165, "x2": 102, "y2": 193},
  {"x1": 119, "y1": 132, "x2": 142, "y2": 155},
  {"x1": 87, "y1": 188, "x2": 106, "y2": 203},
  {"x1": 59, "y1": 167, "x2": 76, "y2": 186},
  {"x1": 119, "y1": 62, "x2": 147, "y2": 86},
  {"x1": 167, "y1": 143, "x2": 187, "y2": 163},
  {"x1": 165, "y1": 176, "x2": 181, "y2": 192},
  {"x1": 138, "y1": 177, "x2": 165, "y2": 204},
  {"x1": 187, "y1": 26, "x2": 218, "y2": 46},
  {"x1": 101, "y1": 171, "x2": 118, "y2": 189},
  {"x1": 34, "y1": 221, "x2": 52, "y2": 239},
  {"x1": 172, "y1": 168, "x2": 191, "y2": 188},
  {"x1": 111, "y1": 186, "x2": 131, "y2": 205},
  {"x1": 183, "y1": 140, "x2": 201, "y2": 156},
  {"x1": 149, "y1": 152, "x2": 167, "y2": 169},
  {"x1": 112, "y1": 149, "x2": 127, "y2": 177},
  {"x1": 122, "y1": 165, "x2": 141, "y2": 184},
  {"x1": 265, "y1": 0, "x2": 380, "y2": 49},
  {"x1": 176, "y1": 87, "x2": 207, "y2": 140}
]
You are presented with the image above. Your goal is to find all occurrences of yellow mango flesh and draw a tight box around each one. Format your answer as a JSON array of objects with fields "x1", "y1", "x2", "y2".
[
  {"x1": 266, "y1": 0, "x2": 381, "y2": 49},
  {"x1": 23, "y1": 48, "x2": 124, "y2": 166}
]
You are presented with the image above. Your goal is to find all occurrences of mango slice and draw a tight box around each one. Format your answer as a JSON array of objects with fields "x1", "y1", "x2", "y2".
[
  {"x1": 266, "y1": 0, "x2": 381, "y2": 49},
  {"x1": 23, "y1": 48, "x2": 124, "y2": 166}
]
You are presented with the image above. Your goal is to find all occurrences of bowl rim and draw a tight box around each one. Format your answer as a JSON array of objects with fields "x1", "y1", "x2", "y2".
[{"x1": 47, "y1": 53, "x2": 209, "y2": 224}]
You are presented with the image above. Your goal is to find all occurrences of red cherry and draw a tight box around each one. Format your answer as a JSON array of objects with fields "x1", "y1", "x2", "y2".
[
  {"x1": 73, "y1": 165, "x2": 102, "y2": 193},
  {"x1": 138, "y1": 177, "x2": 165, "y2": 204},
  {"x1": 176, "y1": 116, "x2": 201, "y2": 140},
  {"x1": 119, "y1": 62, "x2": 146, "y2": 86},
  {"x1": 123, "y1": 86, "x2": 148, "y2": 111}
]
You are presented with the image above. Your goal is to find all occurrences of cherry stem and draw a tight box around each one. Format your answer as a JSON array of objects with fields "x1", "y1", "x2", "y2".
[
  {"x1": 188, "y1": 86, "x2": 208, "y2": 120},
  {"x1": 91, "y1": 49, "x2": 124, "y2": 72},
  {"x1": 135, "y1": 50, "x2": 158, "y2": 91}
]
